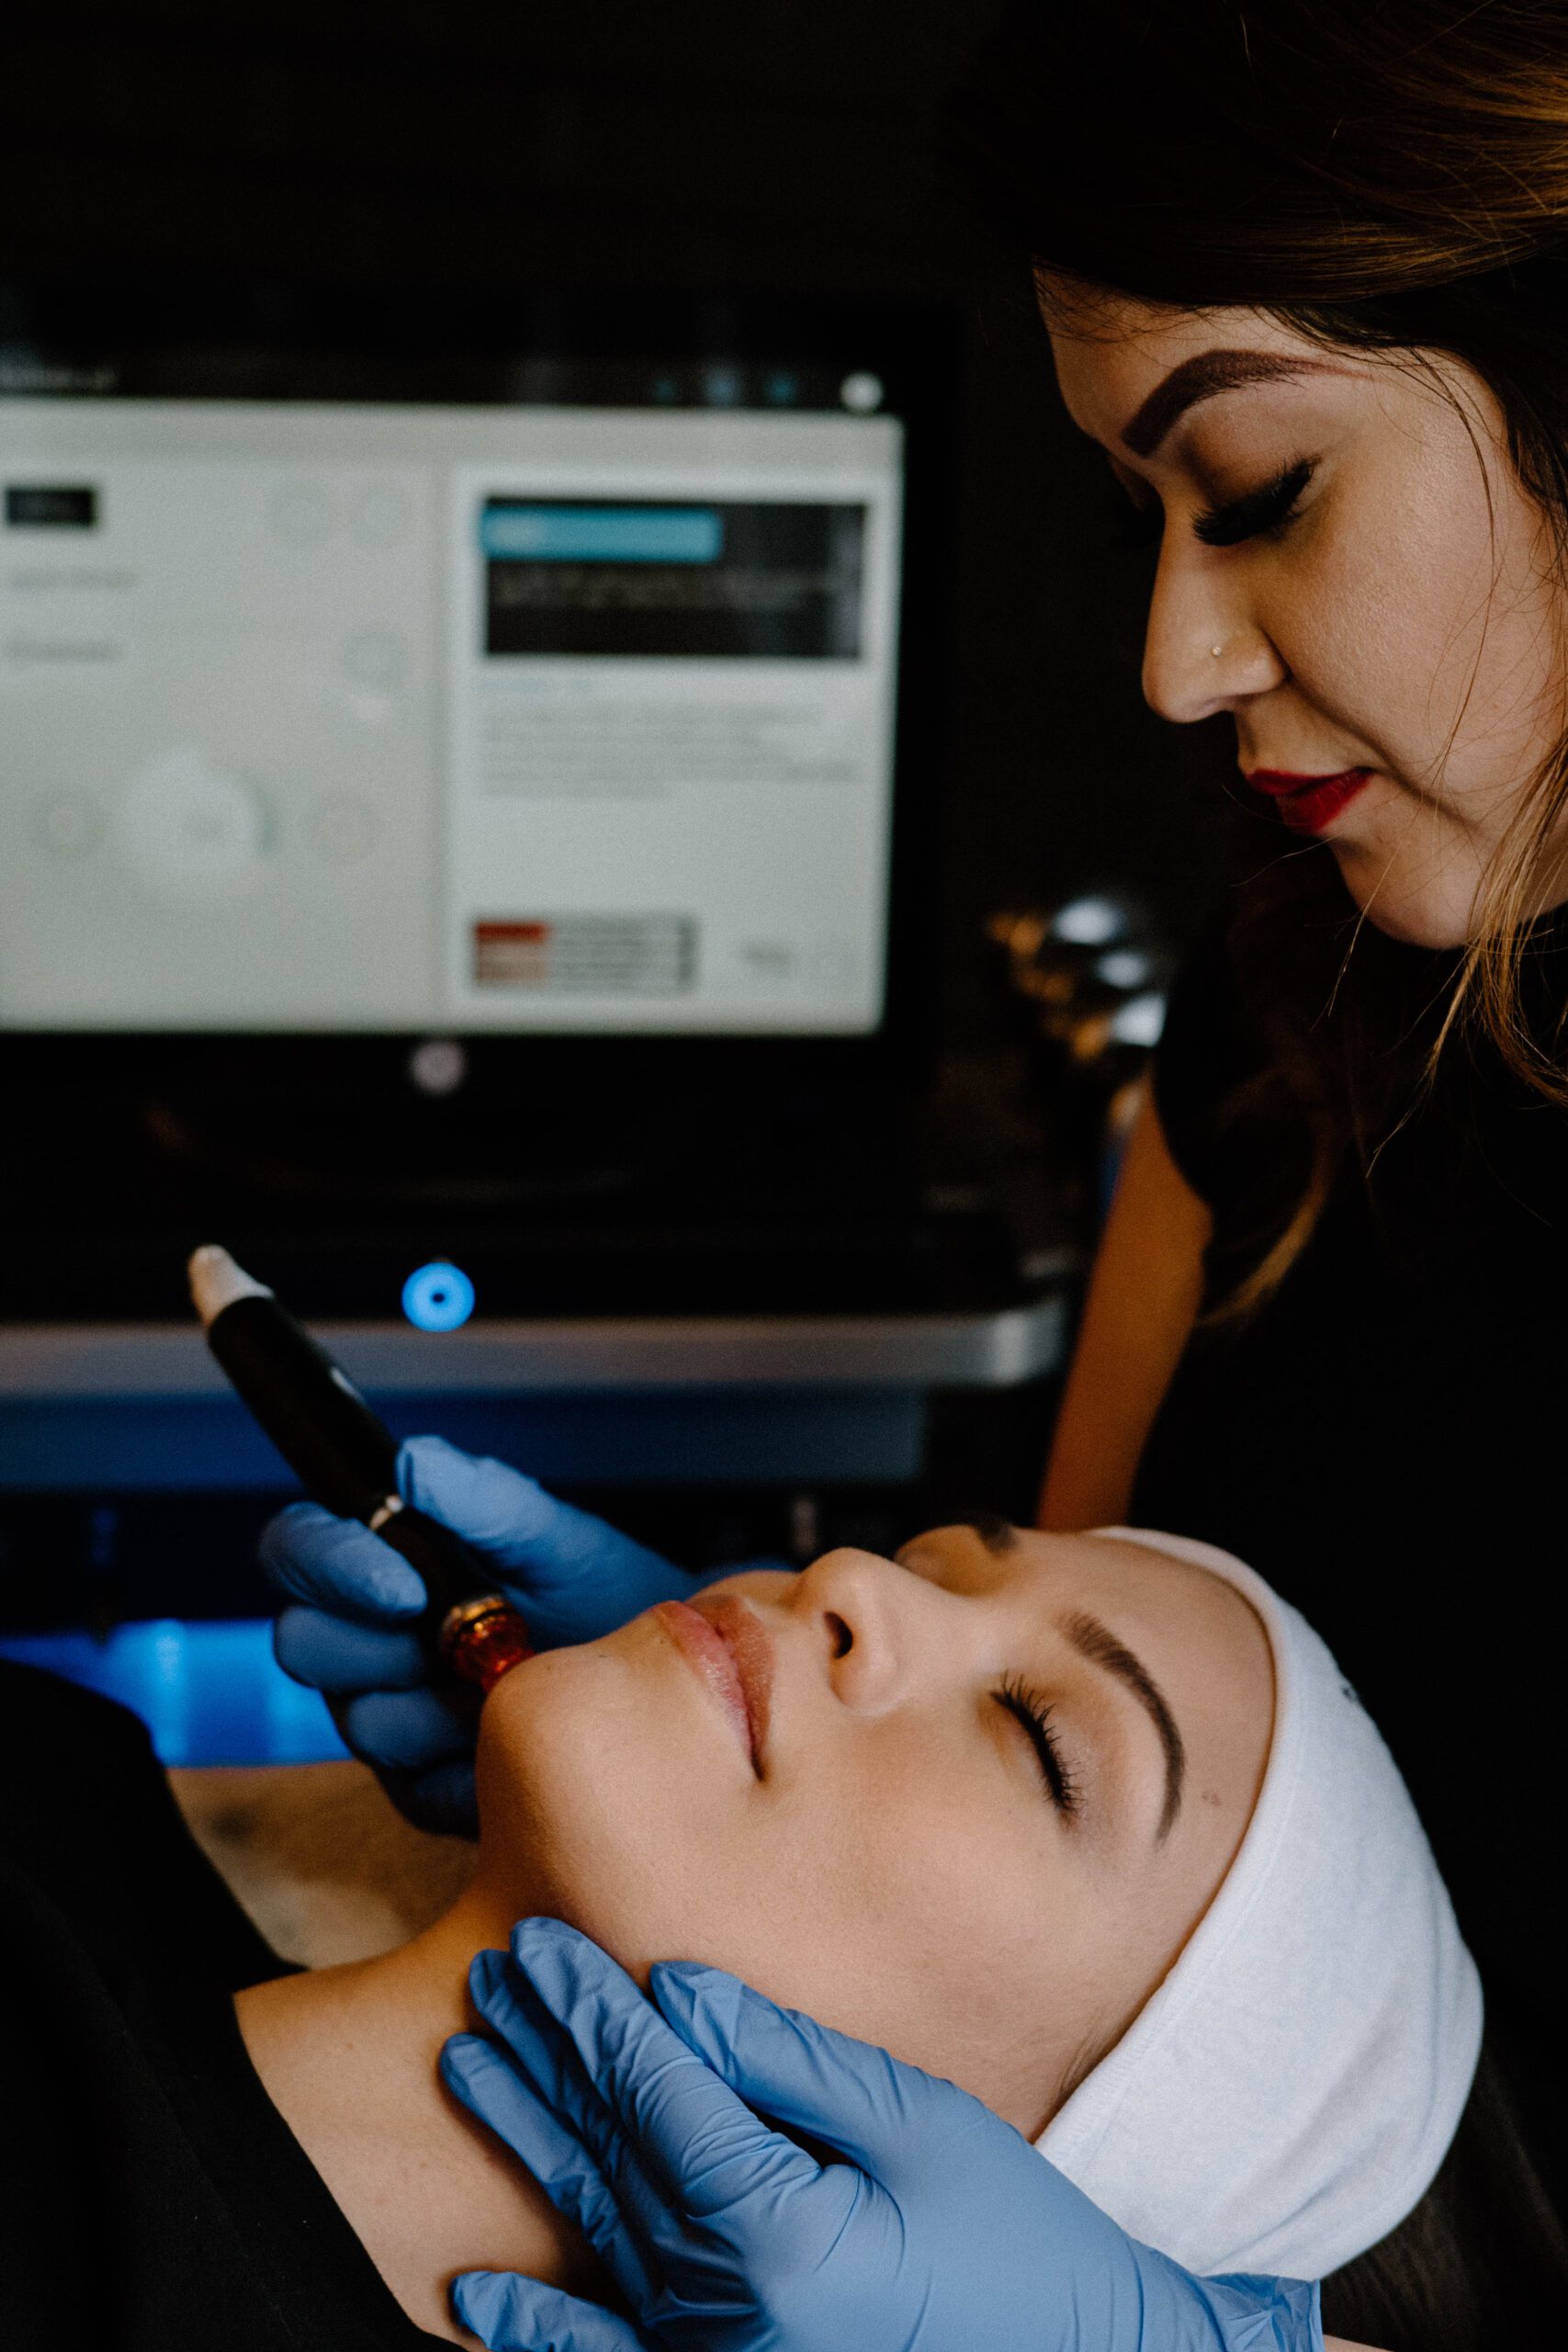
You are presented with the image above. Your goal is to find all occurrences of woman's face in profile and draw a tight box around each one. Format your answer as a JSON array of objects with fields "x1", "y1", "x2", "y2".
[
  {"x1": 470, "y1": 1527, "x2": 1271, "y2": 2138},
  {"x1": 1043, "y1": 282, "x2": 1567, "y2": 948}
]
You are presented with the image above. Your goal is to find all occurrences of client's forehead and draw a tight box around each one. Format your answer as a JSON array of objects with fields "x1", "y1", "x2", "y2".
[
  {"x1": 899, "y1": 1520, "x2": 1217, "y2": 1612},
  {"x1": 1020, "y1": 1528, "x2": 1268, "y2": 1669},
  {"x1": 895, "y1": 1523, "x2": 1272, "y2": 1862},
  {"x1": 899, "y1": 1524, "x2": 1270, "y2": 1722}
]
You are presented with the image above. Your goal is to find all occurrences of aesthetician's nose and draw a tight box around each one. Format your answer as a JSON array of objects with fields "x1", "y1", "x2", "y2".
[
  {"x1": 1140, "y1": 541, "x2": 1284, "y2": 724},
  {"x1": 788, "y1": 1545, "x2": 972, "y2": 1714}
]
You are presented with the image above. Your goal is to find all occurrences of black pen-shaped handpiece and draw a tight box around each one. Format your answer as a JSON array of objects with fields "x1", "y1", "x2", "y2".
[{"x1": 187, "y1": 1246, "x2": 531, "y2": 1694}]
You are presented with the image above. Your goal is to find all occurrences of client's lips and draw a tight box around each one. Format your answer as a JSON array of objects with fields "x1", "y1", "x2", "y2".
[
  {"x1": 1244, "y1": 767, "x2": 1372, "y2": 836},
  {"x1": 652, "y1": 1596, "x2": 772, "y2": 1774}
]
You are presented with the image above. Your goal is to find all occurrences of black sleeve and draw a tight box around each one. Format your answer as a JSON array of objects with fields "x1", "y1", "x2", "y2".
[
  {"x1": 1150, "y1": 910, "x2": 1268, "y2": 1207},
  {"x1": 0, "y1": 1658, "x2": 284, "y2": 1997},
  {"x1": 0, "y1": 1661, "x2": 442, "y2": 2350}
]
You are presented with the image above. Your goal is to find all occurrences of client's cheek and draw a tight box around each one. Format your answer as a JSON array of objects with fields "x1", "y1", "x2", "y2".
[
  {"x1": 891, "y1": 1802, "x2": 1122, "y2": 2113},
  {"x1": 739, "y1": 1809, "x2": 1068, "y2": 2102},
  {"x1": 475, "y1": 1679, "x2": 806, "y2": 1990}
]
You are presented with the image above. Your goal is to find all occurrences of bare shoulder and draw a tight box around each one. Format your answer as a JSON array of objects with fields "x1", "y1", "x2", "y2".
[
  {"x1": 168, "y1": 1759, "x2": 476, "y2": 1966},
  {"x1": 1037, "y1": 1080, "x2": 1213, "y2": 1531}
]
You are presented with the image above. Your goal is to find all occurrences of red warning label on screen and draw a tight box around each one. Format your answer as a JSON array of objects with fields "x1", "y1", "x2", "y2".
[{"x1": 472, "y1": 915, "x2": 696, "y2": 995}]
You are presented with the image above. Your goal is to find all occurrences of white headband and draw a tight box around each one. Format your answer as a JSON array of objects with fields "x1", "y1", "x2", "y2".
[{"x1": 1035, "y1": 1527, "x2": 1483, "y2": 2281}]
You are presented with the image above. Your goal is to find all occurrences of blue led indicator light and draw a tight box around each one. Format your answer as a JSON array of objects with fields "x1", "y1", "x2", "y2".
[{"x1": 402, "y1": 1260, "x2": 476, "y2": 1332}]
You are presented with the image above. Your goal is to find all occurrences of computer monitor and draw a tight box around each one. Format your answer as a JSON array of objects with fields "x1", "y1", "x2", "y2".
[{"x1": 0, "y1": 286, "x2": 953, "y2": 1075}]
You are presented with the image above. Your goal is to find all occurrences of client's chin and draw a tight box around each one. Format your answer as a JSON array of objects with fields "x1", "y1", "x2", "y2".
[{"x1": 468, "y1": 1632, "x2": 700, "y2": 1987}]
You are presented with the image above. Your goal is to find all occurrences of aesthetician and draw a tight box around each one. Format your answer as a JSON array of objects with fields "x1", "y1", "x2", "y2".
[{"x1": 265, "y1": 3, "x2": 1568, "y2": 2344}]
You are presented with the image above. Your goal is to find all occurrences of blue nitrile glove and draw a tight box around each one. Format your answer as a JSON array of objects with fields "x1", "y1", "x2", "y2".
[
  {"x1": 261, "y1": 1436, "x2": 774, "y2": 1833},
  {"x1": 440, "y1": 1917, "x2": 1325, "y2": 2352}
]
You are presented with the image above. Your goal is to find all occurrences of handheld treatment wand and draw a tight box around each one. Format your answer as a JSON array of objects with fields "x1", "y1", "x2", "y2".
[{"x1": 187, "y1": 1245, "x2": 533, "y2": 1696}]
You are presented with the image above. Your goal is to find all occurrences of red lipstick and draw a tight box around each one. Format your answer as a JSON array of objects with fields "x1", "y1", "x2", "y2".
[
  {"x1": 1245, "y1": 767, "x2": 1371, "y2": 835},
  {"x1": 652, "y1": 1596, "x2": 772, "y2": 1773}
]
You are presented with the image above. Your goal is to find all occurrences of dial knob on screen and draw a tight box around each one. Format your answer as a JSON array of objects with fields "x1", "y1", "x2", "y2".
[{"x1": 118, "y1": 747, "x2": 269, "y2": 896}]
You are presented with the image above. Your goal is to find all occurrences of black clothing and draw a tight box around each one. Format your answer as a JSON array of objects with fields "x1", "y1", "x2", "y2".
[
  {"x1": 0, "y1": 1660, "x2": 443, "y2": 2350},
  {"x1": 1135, "y1": 917, "x2": 1568, "y2": 2201}
]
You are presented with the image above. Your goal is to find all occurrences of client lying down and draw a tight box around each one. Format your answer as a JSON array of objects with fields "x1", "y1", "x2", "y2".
[{"x1": 3, "y1": 1521, "x2": 1561, "y2": 2349}]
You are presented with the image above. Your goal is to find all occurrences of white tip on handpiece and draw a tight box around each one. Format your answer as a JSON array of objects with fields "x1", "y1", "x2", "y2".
[{"x1": 188, "y1": 1243, "x2": 274, "y2": 1329}]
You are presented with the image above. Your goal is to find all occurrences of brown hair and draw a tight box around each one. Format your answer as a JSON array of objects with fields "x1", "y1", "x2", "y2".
[
  {"x1": 1321, "y1": 2034, "x2": 1568, "y2": 2350},
  {"x1": 949, "y1": 0, "x2": 1568, "y2": 1305}
]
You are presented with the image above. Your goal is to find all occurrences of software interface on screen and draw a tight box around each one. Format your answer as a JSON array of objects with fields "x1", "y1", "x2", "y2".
[{"x1": 0, "y1": 371, "x2": 905, "y2": 1033}]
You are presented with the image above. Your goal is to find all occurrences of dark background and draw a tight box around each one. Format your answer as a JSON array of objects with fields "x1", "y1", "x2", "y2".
[
  {"x1": 0, "y1": 0, "x2": 1243, "y2": 1714},
  {"x1": 0, "y1": 0, "x2": 1233, "y2": 1043}
]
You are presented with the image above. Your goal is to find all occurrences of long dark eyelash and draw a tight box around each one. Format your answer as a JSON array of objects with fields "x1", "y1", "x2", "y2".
[
  {"x1": 1192, "y1": 458, "x2": 1314, "y2": 548},
  {"x1": 995, "y1": 1674, "x2": 1079, "y2": 1816},
  {"x1": 1108, "y1": 458, "x2": 1315, "y2": 555}
]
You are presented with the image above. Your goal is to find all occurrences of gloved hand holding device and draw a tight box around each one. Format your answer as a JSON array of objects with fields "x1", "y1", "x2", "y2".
[
  {"x1": 439, "y1": 1917, "x2": 1325, "y2": 2352},
  {"x1": 261, "y1": 1436, "x2": 769, "y2": 1832}
]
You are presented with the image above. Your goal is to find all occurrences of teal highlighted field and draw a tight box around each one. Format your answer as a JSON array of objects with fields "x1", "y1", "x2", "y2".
[{"x1": 480, "y1": 504, "x2": 723, "y2": 563}]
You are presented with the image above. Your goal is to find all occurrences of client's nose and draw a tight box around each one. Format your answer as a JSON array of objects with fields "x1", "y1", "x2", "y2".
[{"x1": 791, "y1": 1545, "x2": 969, "y2": 1715}]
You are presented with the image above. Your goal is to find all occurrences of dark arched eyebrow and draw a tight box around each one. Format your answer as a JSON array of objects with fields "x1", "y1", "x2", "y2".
[
  {"x1": 1122, "y1": 348, "x2": 1332, "y2": 459},
  {"x1": 1059, "y1": 1609, "x2": 1186, "y2": 1840},
  {"x1": 960, "y1": 1514, "x2": 1018, "y2": 1556}
]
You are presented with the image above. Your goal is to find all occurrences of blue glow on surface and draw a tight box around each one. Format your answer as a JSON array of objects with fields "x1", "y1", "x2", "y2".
[
  {"x1": 479, "y1": 504, "x2": 722, "y2": 563},
  {"x1": 0, "y1": 1619, "x2": 350, "y2": 1764},
  {"x1": 401, "y1": 1260, "x2": 476, "y2": 1332}
]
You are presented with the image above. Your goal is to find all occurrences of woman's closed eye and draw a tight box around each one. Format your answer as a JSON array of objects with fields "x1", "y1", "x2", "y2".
[
  {"x1": 1108, "y1": 457, "x2": 1315, "y2": 551},
  {"x1": 994, "y1": 1673, "x2": 1080, "y2": 1817}
]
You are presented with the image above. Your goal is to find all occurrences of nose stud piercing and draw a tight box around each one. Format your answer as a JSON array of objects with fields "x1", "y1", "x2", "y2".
[{"x1": 1210, "y1": 642, "x2": 1225, "y2": 658}]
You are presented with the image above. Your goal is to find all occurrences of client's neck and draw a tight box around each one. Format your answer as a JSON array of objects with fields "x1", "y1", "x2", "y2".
[{"x1": 235, "y1": 1883, "x2": 604, "y2": 2343}]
